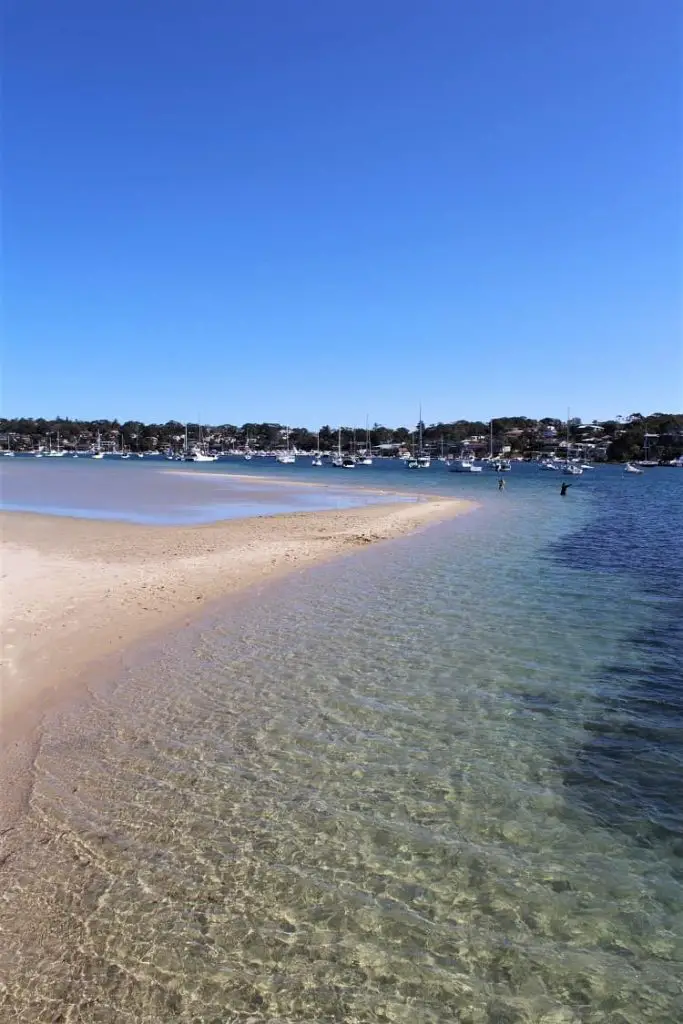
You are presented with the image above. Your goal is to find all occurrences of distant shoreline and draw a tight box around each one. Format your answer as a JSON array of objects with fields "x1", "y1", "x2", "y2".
[{"x1": 0, "y1": 497, "x2": 475, "y2": 827}]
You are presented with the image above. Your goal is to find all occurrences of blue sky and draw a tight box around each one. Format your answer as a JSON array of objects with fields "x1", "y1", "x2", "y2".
[{"x1": 4, "y1": 0, "x2": 681, "y2": 427}]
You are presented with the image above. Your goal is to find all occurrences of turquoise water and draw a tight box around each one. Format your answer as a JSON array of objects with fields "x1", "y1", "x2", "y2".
[{"x1": 1, "y1": 465, "x2": 682, "y2": 1022}]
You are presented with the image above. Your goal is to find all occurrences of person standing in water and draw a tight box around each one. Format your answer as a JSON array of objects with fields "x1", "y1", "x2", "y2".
[
  {"x1": 498, "y1": 477, "x2": 505, "y2": 491},
  {"x1": 560, "y1": 481, "x2": 572, "y2": 496}
]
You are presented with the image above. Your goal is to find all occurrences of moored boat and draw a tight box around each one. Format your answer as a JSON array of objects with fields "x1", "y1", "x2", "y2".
[{"x1": 448, "y1": 454, "x2": 482, "y2": 473}]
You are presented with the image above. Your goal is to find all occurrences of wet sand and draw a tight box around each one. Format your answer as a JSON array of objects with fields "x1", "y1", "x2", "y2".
[{"x1": 0, "y1": 497, "x2": 473, "y2": 827}]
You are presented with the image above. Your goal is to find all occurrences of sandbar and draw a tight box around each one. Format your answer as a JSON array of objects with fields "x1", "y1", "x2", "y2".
[{"x1": 0, "y1": 497, "x2": 474, "y2": 825}]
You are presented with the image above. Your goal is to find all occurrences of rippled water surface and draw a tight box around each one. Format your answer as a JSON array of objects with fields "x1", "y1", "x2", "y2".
[{"x1": 2, "y1": 466, "x2": 682, "y2": 1022}]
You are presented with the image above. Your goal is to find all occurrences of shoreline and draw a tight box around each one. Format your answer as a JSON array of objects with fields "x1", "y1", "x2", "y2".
[{"x1": 1, "y1": 498, "x2": 475, "y2": 824}]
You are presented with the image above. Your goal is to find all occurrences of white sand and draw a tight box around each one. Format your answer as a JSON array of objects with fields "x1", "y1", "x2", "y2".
[{"x1": 1, "y1": 498, "x2": 474, "y2": 748}]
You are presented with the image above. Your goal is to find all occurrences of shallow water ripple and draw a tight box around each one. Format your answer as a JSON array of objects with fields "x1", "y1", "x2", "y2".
[{"x1": 2, "y1": 469, "x2": 683, "y2": 1022}]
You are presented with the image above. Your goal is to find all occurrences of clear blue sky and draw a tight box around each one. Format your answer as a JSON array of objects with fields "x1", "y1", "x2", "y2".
[{"x1": 4, "y1": 0, "x2": 681, "y2": 427}]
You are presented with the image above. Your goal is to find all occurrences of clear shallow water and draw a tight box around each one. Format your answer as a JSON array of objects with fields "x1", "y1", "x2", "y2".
[
  {"x1": 2, "y1": 467, "x2": 682, "y2": 1022},
  {"x1": 0, "y1": 458, "x2": 418, "y2": 523}
]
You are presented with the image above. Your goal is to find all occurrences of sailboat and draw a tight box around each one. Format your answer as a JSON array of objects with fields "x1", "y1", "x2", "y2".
[
  {"x1": 407, "y1": 406, "x2": 430, "y2": 468},
  {"x1": 342, "y1": 429, "x2": 356, "y2": 467},
  {"x1": 332, "y1": 427, "x2": 345, "y2": 467},
  {"x1": 358, "y1": 417, "x2": 373, "y2": 465},
  {"x1": 484, "y1": 421, "x2": 497, "y2": 469},
  {"x1": 562, "y1": 410, "x2": 583, "y2": 476},
  {"x1": 184, "y1": 422, "x2": 217, "y2": 462},
  {"x1": 244, "y1": 430, "x2": 253, "y2": 460},
  {"x1": 483, "y1": 420, "x2": 511, "y2": 471},
  {"x1": 91, "y1": 431, "x2": 104, "y2": 458},
  {"x1": 311, "y1": 431, "x2": 323, "y2": 466},
  {"x1": 636, "y1": 426, "x2": 659, "y2": 467},
  {"x1": 276, "y1": 427, "x2": 296, "y2": 463},
  {"x1": 45, "y1": 430, "x2": 66, "y2": 456}
]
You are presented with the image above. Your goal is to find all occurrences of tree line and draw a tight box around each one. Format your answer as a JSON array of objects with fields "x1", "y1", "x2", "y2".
[{"x1": 1, "y1": 412, "x2": 682, "y2": 461}]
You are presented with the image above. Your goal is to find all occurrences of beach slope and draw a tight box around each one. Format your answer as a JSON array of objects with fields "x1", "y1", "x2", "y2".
[{"x1": 1, "y1": 498, "x2": 472, "y2": 752}]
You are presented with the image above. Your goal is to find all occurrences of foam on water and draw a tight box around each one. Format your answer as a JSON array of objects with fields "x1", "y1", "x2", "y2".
[{"x1": 1, "y1": 467, "x2": 682, "y2": 1022}]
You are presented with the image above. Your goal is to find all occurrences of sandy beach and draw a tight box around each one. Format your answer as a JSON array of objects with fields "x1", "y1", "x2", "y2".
[{"x1": 0, "y1": 496, "x2": 473, "y2": 825}]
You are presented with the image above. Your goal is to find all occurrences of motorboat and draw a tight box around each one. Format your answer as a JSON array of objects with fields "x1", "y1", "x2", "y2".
[
  {"x1": 448, "y1": 457, "x2": 482, "y2": 473},
  {"x1": 184, "y1": 448, "x2": 217, "y2": 462},
  {"x1": 624, "y1": 462, "x2": 644, "y2": 474}
]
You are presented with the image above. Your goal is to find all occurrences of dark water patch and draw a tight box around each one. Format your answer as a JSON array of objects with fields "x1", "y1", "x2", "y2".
[{"x1": 550, "y1": 472, "x2": 683, "y2": 848}]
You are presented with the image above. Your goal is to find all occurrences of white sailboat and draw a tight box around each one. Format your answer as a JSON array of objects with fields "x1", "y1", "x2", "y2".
[
  {"x1": 311, "y1": 431, "x2": 323, "y2": 466},
  {"x1": 636, "y1": 428, "x2": 659, "y2": 467},
  {"x1": 407, "y1": 406, "x2": 430, "y2": 468},
  {"x1": 184, "y1": 422, "x2": 217, "y2": 461},
  {"x1": 92, "y1": 431, "x2": 105, "y2": 460},
  {"x1": 482, "y1": 421, "x2": 511, "y2": 471},
  {"x1": 484, "y1": 421, "x2": 496, "y2": 468},
  {"x1": 45, "y1": 431, "x2": 66, "y2": 456},
  {"x1": 562, "y1": 410, "x2": 583, "y2": 476},
  {"x1": 276, "y1": 427, "x2": 296, "y2": 463},
  {"x1": 331, "y1": 427, "x2": 345, "y2": 467},
  {"x1": 358, "y1": 417, "x2": 373, "y2": 465}
]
